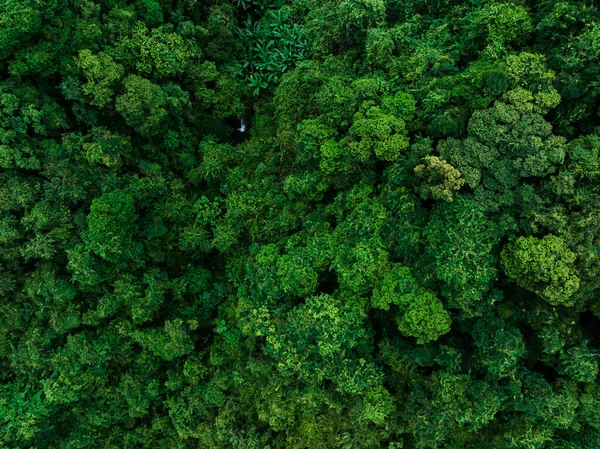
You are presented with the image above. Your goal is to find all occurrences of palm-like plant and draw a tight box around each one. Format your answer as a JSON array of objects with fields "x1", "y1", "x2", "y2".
[{"x1": 235, "y1": 5, "x2": 311, "y2": 95}]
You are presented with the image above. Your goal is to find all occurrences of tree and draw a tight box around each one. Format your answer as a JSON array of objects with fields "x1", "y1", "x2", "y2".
[
  {"x1": 472, "y1": 314, "x2": 525, "y2": 378},
  {"x1": 414, "y1": 155, "x2": 465, "y2": 201},
  {"x1": 396, "y1": 290, "x2": 452, "y2": 344},
  {"x1": 82, "y1": 190, "x2": 141, "y2": 264},
  {"x1": 77, "y1": 50, "x2": 124, "y2": 107},
  {"x1": 115, "y1": 75, "x2": 168, "y2": 137},
  {"x1": 349, "y1": 92, "x2": 414, "y2": 162},
  {"x1": 501, "y1": 235, "x2": 580, "y2": 307},
  {"x1": 421, "y1": 196, "x2": 505, "y2": 312},
  {"x1": 559, "y1": 341, "x2": 599, "y2": 383}
]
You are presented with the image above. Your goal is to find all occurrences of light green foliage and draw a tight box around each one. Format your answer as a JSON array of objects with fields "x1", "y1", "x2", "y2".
[
  {"x1": 330, "y1": 191, "x2": 391, "y2": 295},
  {"x1": 366, "y1": 28, "x2": 394, "y2": 68},
  {"x1": 77, "y1": 50, "x2": 124, "y2": 107},
  {"x1": 116, "y1": 75, "x2": 167, "y2": 136},
  {"x1": 42, "y1": 333, "x2": 110, "y2": 404},
  {"x1": 81, "y1": 127, "x2": 131, "y2": 167},
  {"x1": 132, "y1": 319, "x2": 195, "y2": 361},
  {"x1": 450, "y1": 91, "x2": 565, "y2": 189},
  {"x1": 82, "y1": 190, "x2": 140, "y2": 263},
  {"x1": 129, "y1": 23, "x2": 196, "y2": 79},
  {"x1": 414, "y1": 155, "x2": 465, "y2": 201},
  {"x1": 372, "y1": 264, "x2": 451, "y2": 343},
  {"x1": 461, "y1": 3, "x2": 533, "y2": 56},
  {"x1": 397, "y1": 290, "x2": 451, "y2": 344},
  {"x1": 338, "y1": 0, "x2": 386, "y2": 31},
  {"x1": 422, "y1": 197, "x2": 503, "y2": 311},
  {"x1": 559, "y1": 341, "x2": 599, "y2": 382},
  {"x1": 371, "y1": 264, "x2": 416, "y2": 311},
  {"x1": 270, "y1": 293, "x2": 367, "y2": 363},
  {"x1": 501, "y1": 235, "x2": 580, "y2": 306},
  {"x1": 276, "y1": 254, "x2": 318, "y2": 297},
  {"x1": 502, "y1": 54, "x2": 561, "y2": 114},
  {"x1": 67, "y1": 243, "x2": 109, "y2": 286},
  {"x1": 349, "y1": 91, "x2": 415, "y2": 161},
  {"x1": 429, "y1": 372, "x2": 503, "y2": 431},
  {"x1": 258, "y1": 292, "x2": 395, "y2": 425}
]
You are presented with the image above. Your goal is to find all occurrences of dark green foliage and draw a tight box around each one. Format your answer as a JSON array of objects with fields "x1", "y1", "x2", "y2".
[
  {"x1": 1, "y1": 0, "x2": 600, "y2": 448},
  {"x1": 238, "y1": 8, "x2": 311, "y2": 95}
]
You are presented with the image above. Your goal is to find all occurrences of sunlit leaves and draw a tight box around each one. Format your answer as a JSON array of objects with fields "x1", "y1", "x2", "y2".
[
  {"x1": 397, "y1": 290, "x2": 451, "y2": 344},
  {"x1": 116, "y1": 75, "x2": 167, "y2": 136},
  {"x1": 77, "y1": 50, "x2": 124, "y2": 107},
  {"x1": 82, "y1": 190, "x2": 140, "y2": 264},
  {"x1": 501, "y1": 235, "x2": 580, "y2": 306}
]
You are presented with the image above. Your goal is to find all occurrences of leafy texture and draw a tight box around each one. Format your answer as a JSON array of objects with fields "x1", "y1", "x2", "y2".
[{"x1": 1, "y1": 1, "x2": 600, "y2": 448}]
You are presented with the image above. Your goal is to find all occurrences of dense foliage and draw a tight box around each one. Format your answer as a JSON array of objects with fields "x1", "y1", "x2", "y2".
[{"x1": 1, "y1": 0, "x2": 600, "y2": 448}]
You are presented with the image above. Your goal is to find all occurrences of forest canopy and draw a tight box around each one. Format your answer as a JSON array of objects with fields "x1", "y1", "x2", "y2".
[{"x1": 1, "y1": 0, "x2": 600, "y2": 448}]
